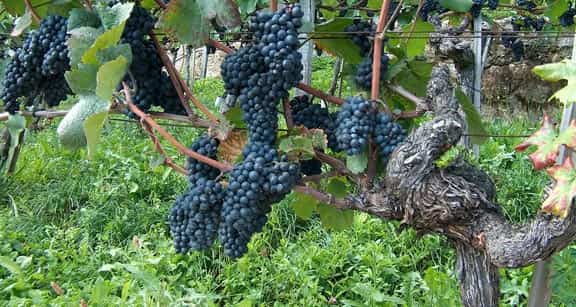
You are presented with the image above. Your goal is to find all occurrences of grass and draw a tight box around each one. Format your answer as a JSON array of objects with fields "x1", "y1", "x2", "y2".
[{"x1": 0, "y1": 59, "x2": 575, "y2": 306}]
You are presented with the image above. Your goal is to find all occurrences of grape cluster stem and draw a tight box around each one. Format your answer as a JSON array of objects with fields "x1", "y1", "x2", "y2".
[
  {"x1": 24, "y1": 0, "x2": 41, "y2": 23},
  {"x1": 123, "y1": 82, "x2": 233, "y2": 172}
]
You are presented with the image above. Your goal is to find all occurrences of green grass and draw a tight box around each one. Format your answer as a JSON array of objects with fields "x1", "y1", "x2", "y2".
[{"x1": 1, "y1": 67, "x2": 575, "y2": 306}]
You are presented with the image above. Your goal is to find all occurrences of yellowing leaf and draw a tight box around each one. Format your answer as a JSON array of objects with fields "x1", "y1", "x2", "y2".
[
  {"x1": 542, "y1": 156, "x2": 576, "y2": 217},
  {"x1": 84, "y1": 111, "x2": 109, "y2": 159},
  {"x1": 533, "y1": 60, "x2": 576, "y2": 105},
  {"x1": 515, "y1": 114, "x2": 563, "y2": 170}
]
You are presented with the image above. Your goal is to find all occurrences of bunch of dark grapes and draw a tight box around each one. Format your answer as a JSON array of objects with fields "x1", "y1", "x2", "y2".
[
  {"x1": 121, "y1": 4, "x2": 185, "y2": 115},
  {"x1": 471, "y1": 0, "x2": 485, "y2": 18},
  {"x1": 290, "y1": 95, "x2": 339, "y2": 151},
  {"x1": 522, "y1": 16, "x2": 546, "y2": 31},
  {"x1": 516, "y1": 0, "x2": 536, "y2": 12},
  {"x1": 300, "y1": 158, "x2": 323, "y2": 176},
  {"x1": 559, "y1": 5, "x2": 576, "y2": 27},
  {"x1": 40, "y1": 16, "x2": 69, "y2": 76},
  {"x1": 1, "y1": 15, "x2": 72, "y2": 113},
  {"x1": 419, "y1": 0, "x2": 447, "y2": 21},
  {"x1": 344, "y1": 19, "x2": 375, "y2": 57},
  {"x1": 501, "y1": 31, "x2": 524, "y2": 61},
  {"x1": 335, "y1": 97, "x2": 377, "y2": 156},
  {"x1": 374, "y1": 113, "x2": 405, "y2": 160},
  {"x1": 222, "y1": 5, "x2": 304, "y2": 144},
  {"x1": 354, "y1": 54, "x2": 389, "y2": 90},
  {"x1": 219, "y1": 142, "x2": 299, "y2": 258},
  {"x1": 488, "y1": 0, "x2": 499, "y2": 10},
  {"x1": 169, "y1": 135, "x2": 225, "y2": 253}
]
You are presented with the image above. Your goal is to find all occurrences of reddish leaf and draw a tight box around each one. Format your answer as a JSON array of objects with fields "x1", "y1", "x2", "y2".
[
  {"x1": 543, "y1": 156, "x2": 576, "y2": 217},
  {"x1": 515, "y1": 114, "x2": 559, "y2": 170}
]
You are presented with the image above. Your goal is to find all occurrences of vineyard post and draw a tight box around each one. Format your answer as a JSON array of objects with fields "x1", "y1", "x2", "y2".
[
  {"x1": 472, "y1": 13, "x2": 482, "y2": 157},
  {"x1": 201, "y1": 46, "x2": 209, "y2": 79},
  {"x1": 527, "y1": 28, "x2": 576, "y2": 307},
  {"x1": 296, "y1": 0, "x2": 314, "y2": 96}
]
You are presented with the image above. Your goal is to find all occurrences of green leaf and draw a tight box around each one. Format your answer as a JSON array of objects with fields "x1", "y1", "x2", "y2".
[
  {"x1": 97, "y1": 2, "x2": 134, "y2": 30},
  {"x1": 533, "y1": 60, "x2": 576, "y2": 105},
  {"x1": 68, "y1": 8, "x2": 102, "y2": 31},
  {"x1": 11, "y1": 9, "x2": 32, "y2": 37},
  {"x1": 545, "y1": 0, "x2": 569, "y2": 23},
  {"x1": 57, "y1": 95, "x2": 109, "y2": 150},
  {"x1": 0, "y1": 256, "x2": 22, "y2": 276},
  {"x1": 313, "y1": 18, "x2": 363, "y2": 64},
  {"x1": 326, "y1": 177, "x2": 348, "y2": 198},
  {"x1": 279, "y1": 135, "x2": 315, "y2": 158},
  {"x1": 291, "y1": 192, "x2": 318, "y2": 220},
  {"x1": 68, "y1": 27, "x2": 104, "y2": 68},
  {"x1": 346, "y1": 151, "x2": 368, "y2": 174},
  {"x1": 237, "y1": 0, "x2": 259, "y2": 14},
  {"x1": 82, "y1": 25, "x2": 126, "y2": 65},
  {"x1": 83, "y1": 111, "x2": 108, "y2": 159},
  {"x1": 439, "y1": 0, "x2": 473, "y2": 12},
  {"x1": 308, "y1": 129, "x2": 328, "y2": 150},
  {"x1": 317, "y1": 203, "x2": 354, "y2": 231},
  {"x1": 96, "y1": 56, "x2": 129, "y2": 101},
  {"x1": 402, "y1": 21, "x2": 435, "y2": 58},
  {"x1": 197, "y1": 0, "x2": 241, "y2": 28},
  {"x1": 455, "y1": 88, "x2": 488, "y2": 145},
  {"x1": 65, "y1": 63, "x2": 98, "y2": 95},
  {"x1": 96, "y1": 43, "x2": 132, "y2": 65},
  {"x1": 159, "y1": 0, "x2": 211, "y2": 48},
  {"x1": 224, "y1": 106, "x2": 246, "y2": 128}
]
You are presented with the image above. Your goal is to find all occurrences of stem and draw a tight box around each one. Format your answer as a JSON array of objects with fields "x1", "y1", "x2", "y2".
[
  {"x1": 296, "y1": 83, "x2": 345, "y2": 105},
  {"x1": 314, "y1": 150, "x2": 354, "y2": 177},
  {"x1": 151, "y1": 33, "x2": 220, "y2": 123},
  {"x1": 154, "y1": 0, "x2": 167, "y2": 9},
  {"x1": 139, "y1": 118, "x2": 189, "y2": 175},
  {"x1": 370, "y1": 0, "x2": 392, "y2": 101},
  {"x1": 283, "y1": 97, "x2": 294, "y2": 129},
  {"x1": 24, "y1": 0, "x2": 41, "y2": 24},
  {"x1": 293, "y1": 185, "x2": 355, "y2": 210},
  {"x1": 270, "y1": 0, "x2": 278, "y2": 11},
  {"x1": 123, "y1": 82, "x2": 233, "y2": 172},
  {"x1": 149, "y1": 34, "x2": 192, "y2": 117},
  {"x1": 207, "y1": 39, "x2": 346, "y2": 106}
]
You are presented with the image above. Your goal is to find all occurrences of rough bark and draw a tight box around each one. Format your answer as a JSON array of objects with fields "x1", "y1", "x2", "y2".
[{"x1": 339, "y1": 31, "x2": 576, "y2": 306}]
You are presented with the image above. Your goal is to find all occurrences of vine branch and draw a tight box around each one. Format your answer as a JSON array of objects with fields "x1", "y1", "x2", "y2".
[
  {"x1": 123, "y1": 82, "x2": 233, "y2": 172},
  {"x1": 24, "y1": 0, "x2": 41, "y2": 24}
]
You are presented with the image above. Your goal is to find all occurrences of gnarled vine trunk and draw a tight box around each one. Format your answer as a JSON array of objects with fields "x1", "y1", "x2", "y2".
[{"x1": 342, "y1": 26, "x2": 576, "y2": 306}]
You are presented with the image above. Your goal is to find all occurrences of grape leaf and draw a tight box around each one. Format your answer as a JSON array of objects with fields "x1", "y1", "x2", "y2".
[
  {"x1": 82, "y1": 25, "x2": 126, "y2": 65},
  {"x1": 65, "y1": 63, "x2": 98, "y2": 95},
  {"x1": 347, "y1": 151, "x2": 368, "y2": 174},
  {"x1": 84, "y1": 111, "x2": 108, "y2": 159},
  {"x1": 439, "y1": 0, "x2": 473, "y2": 12},
  {"x1": 57, "y1": 95, "x2": 109, "y2": 150},
  {"x1": 327, "y1": 177, "x2": 348, "y2": 198},
  {"x1": 279, "y1": 135, "x2": 315, "y2": 159},
  {"x1": 533, "y1": 60, "x2": 576, "y2": 105},
  {"x1": 455, "y1": 87, "x2": 488, "y2": 145},
  {"x1": 542, "y1": 156, "x2": 576, "y2": 217},
  {"x1": 291, "y1": 192, "x2": 318, "y2": 220},
  {"x1": 96, "y1": 2, "x2": 134, "y2": 30},
  {"x1": 11, "y1": 9, "x2": 32, "y2": 37},
  {"x1": 404, "y1": 20, "x2": 435, "y2": 59},
  {"x1": 67, "y1": 8, "x2": 102, "y2": 31},
  {"x1": 317, "y1": 203, "x2": 354, "y2": 231},
  {"x1": 515, "y1": 115, "x2": 576, "y2": 170},
  {"x1": 96, "y1": 56, "x2": 129, "y2": 101},
  {"x1": 313, "y1": 18, "x2": 363, "y2": 64},
  {"x1": 68, "y1": 27, "x2": 104, "y2": 68},
  {"x1": 236, "y1": 0, "x2": 259, "y2": 14},
  {"x1": 159, "y1": 0, "x2": 211, "y2": 48},
  {"x1": 197, "y1": 0, "x2": 241, "y2": 29}
]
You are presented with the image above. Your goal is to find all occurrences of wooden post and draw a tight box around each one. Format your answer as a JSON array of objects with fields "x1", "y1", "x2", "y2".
[
  {"x1": 296, "y1": 0, "x2": 314, "y2": 95},
  {"x1": 201, "y1": 46, "x2": 209, "y2": 79},
  {"x1": 472, "y1": 14, "x2": 483, "y2": 157}
]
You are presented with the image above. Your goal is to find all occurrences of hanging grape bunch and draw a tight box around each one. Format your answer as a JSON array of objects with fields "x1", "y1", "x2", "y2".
[
  {"x1": 120, "y1": 4, "x2": 186, "y2": 116},
  {"x1": 290, "y1": 95, "x2": 339, "y2": 152},
  {"x1": 1, "y1": 15, "x2": 72, "y2": 113}
]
